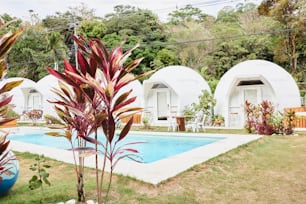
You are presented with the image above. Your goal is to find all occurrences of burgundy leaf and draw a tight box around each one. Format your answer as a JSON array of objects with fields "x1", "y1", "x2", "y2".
[
  {"x1": 117, "y1": 116, "x2": 133, "y2": 142},
  {"x1": 77, "y1": 51, "x2": 89, "y2": 75},
  {"x1": 0, "y1": 95, "x2": 13, "y2": 107},
  {"x1": 82, "y1": 136, "x2": 102, "y2": 146},
  {"x1": 113, "y1": 96, "x2": 136, "y2": 111}
]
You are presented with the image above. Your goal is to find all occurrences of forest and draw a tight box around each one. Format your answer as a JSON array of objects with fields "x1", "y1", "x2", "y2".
[{"x1": 1, "y1": 0, "x2": 305, "y2": 96}]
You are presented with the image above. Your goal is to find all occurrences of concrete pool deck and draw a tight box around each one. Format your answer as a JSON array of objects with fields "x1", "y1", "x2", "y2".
[{"x1": 7, "y1": 127, "x2": 262, "y2": 185}]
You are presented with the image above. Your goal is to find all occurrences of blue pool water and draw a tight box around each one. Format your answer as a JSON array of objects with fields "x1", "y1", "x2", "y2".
[{"x1": 9, "y1": 129, "x2": 224, "y2": 163}]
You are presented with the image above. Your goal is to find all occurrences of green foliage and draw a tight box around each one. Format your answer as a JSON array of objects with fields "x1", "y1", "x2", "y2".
[
  {"x1": 168, "y1": 4, "x2": 208, "y2": 24},
  {"x1": 151, "y1": 48, "x2": 180, "y2": 68},
  {"x1": 103, "y1": 6, "x2": 170, "y2": 73},
  {"x1": 29, "y1": 154, "x2": 51, "y2": 203},
  {"x1": 258, "y1": 0, "x2": 306, "y2": 74},
  {"x1": 5, "y1": 109, "x2": 19, "y2": 118},
  {"x1": 7, "y1": 27, "x2": 53, "y2": 81},
  {"x1": 192, "y1": 90, "x2": 216, "y2": 118},
  {"x1": 79, "y1": 20, "x2": 107, "y2": 39}
]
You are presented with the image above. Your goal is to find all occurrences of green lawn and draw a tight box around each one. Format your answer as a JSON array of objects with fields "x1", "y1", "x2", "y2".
[{"x1": 1, "y1": 130, "x2": 306, "y2": 203}]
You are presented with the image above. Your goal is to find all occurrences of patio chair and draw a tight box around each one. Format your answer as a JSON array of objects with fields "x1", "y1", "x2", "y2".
[
  {"x1": 186, "y1": 112, "x2": 203, "y2": 132},
  {"x1": 167, "y1": 115, "x2": 178, "y2": 131}
]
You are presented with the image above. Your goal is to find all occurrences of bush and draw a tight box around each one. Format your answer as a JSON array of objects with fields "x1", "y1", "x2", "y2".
[{"x1": 244, "y1": 100, "x2": 294, "y2": 135}]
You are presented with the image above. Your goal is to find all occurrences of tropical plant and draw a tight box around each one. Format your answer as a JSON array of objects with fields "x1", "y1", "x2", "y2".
[
  {"x1": 192, "y1": 90, "x2": 216, "y2": 125},
  {"x1": 212, "y1": 114, "x2": 224, "y2": 126},
  {"x1": 283, "y1": 109, "x2": 296, "y2": 135},
  {"x1": 0, "y1": 18, "x2": 23, "y2": 183},
  {"x1": 28, "y1": 154, "x2": 51, "y2": 203},
  {"x1": 244, "y1": 100, "x2": 294, "y2": 135},
  {"x1": 46, "y1": 35, "x2": 153, "y2": 203}
]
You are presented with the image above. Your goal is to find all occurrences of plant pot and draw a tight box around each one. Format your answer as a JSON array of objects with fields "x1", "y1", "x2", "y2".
[{"x1": 0, "y1": 151, "x2": 19, "y2": 196}]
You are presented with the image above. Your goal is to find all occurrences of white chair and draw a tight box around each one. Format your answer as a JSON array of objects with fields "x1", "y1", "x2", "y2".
[
  {"x1": 186, "y1": 112, "x2": 203, "y2": 132},
  {"x1": 167, "y1": 115, "x2": 178, "y2": 131}
]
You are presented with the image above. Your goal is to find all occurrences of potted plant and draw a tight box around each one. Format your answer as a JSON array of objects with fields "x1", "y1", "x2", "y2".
[{"x1": 0, "y1": 18, "x2": 23, "y2": 195}]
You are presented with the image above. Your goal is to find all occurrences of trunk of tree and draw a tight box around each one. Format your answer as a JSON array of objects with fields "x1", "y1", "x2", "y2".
[
  {"x1": 77, "y1": 173, "x2": 85, "y2": 202},
  {"x1": 288, "y1": 30, "x2": 297, "y2": 74}
]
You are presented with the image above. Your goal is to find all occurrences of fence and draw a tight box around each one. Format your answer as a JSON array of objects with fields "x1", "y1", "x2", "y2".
[
  {"x1": 284, "y1": 107, "x2": 306, "y2": 128},
  {"x1": 120, "y1": 113, "x2": 142, "y2": 124}
]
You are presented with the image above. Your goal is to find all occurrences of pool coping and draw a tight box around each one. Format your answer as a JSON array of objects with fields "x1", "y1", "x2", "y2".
[{"x1": 7, "y1": 127, "x2": 262, "y2": 185}]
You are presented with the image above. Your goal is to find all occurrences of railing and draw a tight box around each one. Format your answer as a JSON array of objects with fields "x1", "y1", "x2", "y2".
[{"x1": 284, "y1": 107, "x2": 306, "y2": 128}]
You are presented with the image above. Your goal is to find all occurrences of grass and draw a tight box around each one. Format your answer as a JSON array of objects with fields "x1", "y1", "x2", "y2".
[{"x1": 1, "y1": 130, "x2": 306, "y2": 203}]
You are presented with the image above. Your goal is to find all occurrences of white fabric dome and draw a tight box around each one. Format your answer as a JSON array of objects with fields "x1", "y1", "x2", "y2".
[
  {"x1": 214, "y1": 60, "x2": 301, "y2": 127},
  {"x1": 0, "y1": 77, "x2": 43, "y2": 115},
  {"x1": 143, "y1": 65, "x2": 211, "y2": 125},
  {"x1": 116, "y1": 79, "x2": 143, "y2": 108}
]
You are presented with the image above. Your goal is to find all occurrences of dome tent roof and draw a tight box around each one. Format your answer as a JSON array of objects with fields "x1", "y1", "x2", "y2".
[
  {"x1": 148, "y1": 65, "x2": 210, "y2": 96},
  {"x1": 36, "y1": 74, "x2": 60, "y2": 98},
  {"x1": 214, "y1": 59, "x2": 301, "y2": 113},
  {"x1": 0, "y1": 77, "x2": 37, "y2": 89}
]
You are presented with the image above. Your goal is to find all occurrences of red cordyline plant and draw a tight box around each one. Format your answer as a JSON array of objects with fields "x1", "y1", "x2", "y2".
[
  {"x1": 244, "y1": 100, "x2": 291, "y2": 135},
  {"x1": 46, "y1": 35, "x2": 153, "y2": 203},
  {"x1": 0, "y1": 19, "x2": 23, "y2": 183}
]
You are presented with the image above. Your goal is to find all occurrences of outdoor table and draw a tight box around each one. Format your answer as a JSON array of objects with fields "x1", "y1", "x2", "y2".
[{"x1": 175, "y1": 116, "x2": 194, "y2": 131}]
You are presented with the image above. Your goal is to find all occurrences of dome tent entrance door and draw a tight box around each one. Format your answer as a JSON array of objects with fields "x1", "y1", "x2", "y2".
[
  {"x1": 27, "y1": 90, "x2": 42, "y2": 110},
  {"x1": 157, "y1": 91, "x2": 169, "y2": 120},
  {"x1": 228, "y1": 84, "x2": 263, "y2": 127}
]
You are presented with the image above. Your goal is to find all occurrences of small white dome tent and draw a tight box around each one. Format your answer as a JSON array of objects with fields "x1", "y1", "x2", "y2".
[
  {"x1": 143, "y1": 65, "x2": 211, "y2": 126},
  {"x1": 0, "y1": 77, "x2": 43, "y2": 115},
  {"x1": 36, "y1": 74, "x2": 61, "y2": 116},
  {"x1": 214, "y1": 60, "x2": 301, "y2": 128}
]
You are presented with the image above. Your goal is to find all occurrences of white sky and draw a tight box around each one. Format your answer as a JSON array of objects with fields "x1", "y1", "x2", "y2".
[{"x1": 1, "y1": 0, "x2": 262, "y2": 22}]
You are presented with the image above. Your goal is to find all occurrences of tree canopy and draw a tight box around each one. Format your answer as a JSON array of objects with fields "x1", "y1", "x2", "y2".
[{"x1": 1, "y1": 2, "x2": 305, "y2": 94}]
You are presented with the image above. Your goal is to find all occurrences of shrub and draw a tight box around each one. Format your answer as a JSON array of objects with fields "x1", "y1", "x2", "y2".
[{"x1": 244, "y1": 100, "x2": 294, "y2": 135}]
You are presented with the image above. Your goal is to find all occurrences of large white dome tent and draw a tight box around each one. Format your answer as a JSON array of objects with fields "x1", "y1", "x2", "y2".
[
  {"x1": 0, "y1": 77, "x2": 43, "y2": 116},
  {"x1": 143, "y1": 65, "x2": 211, "y2": 126},
  {"x1": 214, "y1": 60, "x2": 301, "y2": 128}
]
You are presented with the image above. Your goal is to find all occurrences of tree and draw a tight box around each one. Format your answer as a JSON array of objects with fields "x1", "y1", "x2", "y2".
[
  {"x1": 42, "y1": 3, "x2": 98, "y2": 66},
  {"x1": 258, "y1": 0, "x2": 306, "y2": 74},
  {"x1": 168, "y1": 4, "x2": 208, "y2": 24},
  {"x1": 166, "y1": 20, "x2": 216, "y2": 70},
  {"x1": 102, "y1": 5, "x2": 171, "y2": 73},
  {"x1": 47, "y1": 31, "x2": 68, "y2": 71},
  {"x1": 78, "y1": 20, "x2": 107, "y2": 39},
  {"x1": 7, "y1": 26, "x2": 53, "y2": 81}
]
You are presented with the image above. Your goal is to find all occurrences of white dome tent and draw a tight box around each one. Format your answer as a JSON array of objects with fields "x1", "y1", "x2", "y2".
[
  {"x1": 143, "y1": 65, "x2": 211, "y2": 126},
  {"x1": 115, "y1": 79, "x2": 144, "y2": 124},
  {"x1": 36, "y1": 75, "x2": 61, "y2": 116},
  {"x1": 214, "y1": 60, "x2": 301, "y2": 128},
  {"x1": 116, "y1": 79, "x2": 144, "y2": 108},
  {"x1": 0, "y1": 77, "x2": 43, "y2": 116}
]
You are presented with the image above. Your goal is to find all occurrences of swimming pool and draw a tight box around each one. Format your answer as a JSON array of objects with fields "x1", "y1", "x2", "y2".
[
  {"x1": 8, "y1": 128, "x2": 224, "y2": 163},
  {"x1": 8, "y1": 127, "x2": 262, "y2": 184}
]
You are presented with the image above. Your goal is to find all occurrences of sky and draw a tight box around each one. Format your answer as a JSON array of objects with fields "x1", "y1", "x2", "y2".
[{"x1": 1, "y1": 0, "x2": 262, "y2": 22}]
